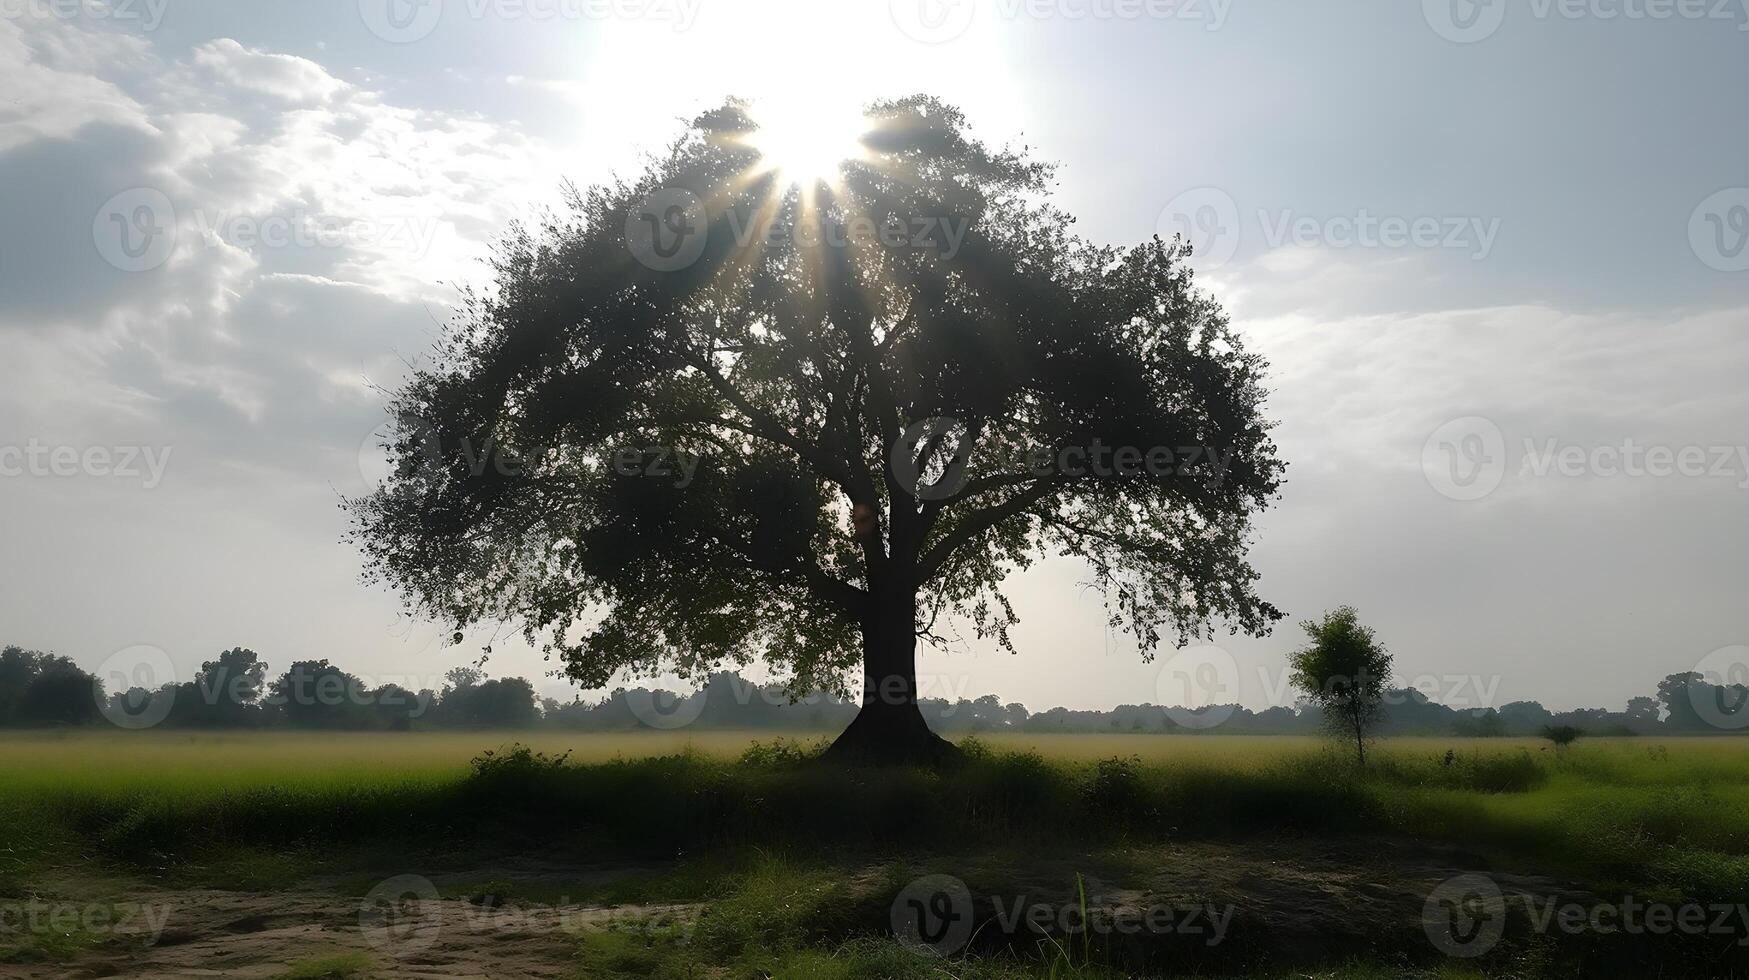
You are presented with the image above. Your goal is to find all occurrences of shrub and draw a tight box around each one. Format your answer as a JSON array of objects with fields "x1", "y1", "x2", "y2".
[
  {"x1": 736, "y1": 738, "x2": 825, "y2": 769},
  {"x1": 1084, "y1": 756, "x2": 1151, "y2": 820}
]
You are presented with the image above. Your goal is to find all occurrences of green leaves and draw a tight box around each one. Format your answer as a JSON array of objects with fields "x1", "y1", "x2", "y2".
[{"x1": 348, "y1": 95, "x2": 1284, "y2": 694}]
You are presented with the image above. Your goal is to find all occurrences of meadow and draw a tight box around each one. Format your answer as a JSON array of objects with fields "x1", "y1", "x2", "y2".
[{"x1": 5, "y1": 731, "x2": 1749, "y2": 978}]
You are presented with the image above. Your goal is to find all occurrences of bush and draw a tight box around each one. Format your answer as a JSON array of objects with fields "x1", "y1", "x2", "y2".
[
  {"x1": 469, "y1": 743, "x2": 572, "y2": 780},
  {"x1": 1084, "y1": 756, "x2": 1151, "y2": 820},
  {"x1": 736, "y1": 738, "x2": 826, "y2": 769}
]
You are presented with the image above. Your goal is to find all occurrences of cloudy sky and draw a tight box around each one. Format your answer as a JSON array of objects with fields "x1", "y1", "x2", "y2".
[{"x1": 2, "y1": 0, "x2": 1746, "y2": 714}]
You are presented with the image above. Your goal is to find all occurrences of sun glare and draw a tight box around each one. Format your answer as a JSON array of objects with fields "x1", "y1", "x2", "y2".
[{"x1": 744, "y1": 99, "x2": 872, "y2": 188}]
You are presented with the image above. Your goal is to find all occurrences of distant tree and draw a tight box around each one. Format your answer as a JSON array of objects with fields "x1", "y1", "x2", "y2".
[
  {"x1": 199, "y1": 648, "x2": 266, "y2": 705},
  {"x1": 0, "y1": 645, "x2": 34, "y2": 720},
  {"x1": 1657, "y1": 671, "x2": 1749, "y2": 731},
  {"x1": 1541, "y1": 724, "x2": 1583, "y2": 749},
  {"x1": 346, "y1": 96, "x2": 1285, "y2": 764},
  {"x1": 373, "y1": 683, "x2": 432, "y2": 730},
  {"x1": 1380, "y1": 686, "x2": 1460, "y2": 734},
  {"x1": 444, "y1": 666, "x2": 484, "y2": 692},
  {"x1": 1288, "y1": 606, "x2": 1392, "y2": 765},
  {"x1": 438, "y1": 676, "x2": 538, "y2": 728},
  {"x1": 1625, "y1": 695, "x2": 1660, "y2": 723},
  {"x1": 269, "y1": 660, "x2": 373, "y2": 729},
  {"x1": 1453, "y1": 707, "x2": 1505, "y2": 737},
  {"x1": 1657, "y1": 672, "x2": 1707, "y2": 729},
  {"x1": 18, "y1": 655, "x2": 103, "y2": 726},
  {"x1": 188, "y1": 647, "x2": 268, "y2": 726},
  {"x1": 0, "y1": 647, "x2": 103, "y2": 726}
]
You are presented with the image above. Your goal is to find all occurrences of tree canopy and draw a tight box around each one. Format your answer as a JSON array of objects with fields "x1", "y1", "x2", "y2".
[{"x1": 347, "y1": 95, "x2": 1285, "y2": 758}]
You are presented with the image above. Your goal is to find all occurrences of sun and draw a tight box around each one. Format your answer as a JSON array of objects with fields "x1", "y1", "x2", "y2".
[{"x1": 742, "y1": 97, "x2": 872, "y2": 188}]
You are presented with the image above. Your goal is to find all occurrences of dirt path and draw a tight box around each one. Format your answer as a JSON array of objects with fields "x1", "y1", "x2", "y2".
[
  {"x1": 9, "y1": 887, "x2": 700, "y2": 979},
  {"x1": 7, "y1": 837, "x2": 1597, "y2": 978}
]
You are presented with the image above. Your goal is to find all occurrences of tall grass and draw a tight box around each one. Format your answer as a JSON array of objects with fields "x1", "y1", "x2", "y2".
[{"x1": 5, "y1": 732, "x2": 1749, "y2": 900}]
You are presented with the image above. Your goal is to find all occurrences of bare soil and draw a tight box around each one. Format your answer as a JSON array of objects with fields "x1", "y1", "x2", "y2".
[{"x1": 6, "y1": 837, "x2": 1595, "y2": 978}]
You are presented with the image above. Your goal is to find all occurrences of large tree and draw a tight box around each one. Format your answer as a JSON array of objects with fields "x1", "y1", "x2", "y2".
[{"x1": 348, "y1": 96, "x2": 1283, "y2": 763}]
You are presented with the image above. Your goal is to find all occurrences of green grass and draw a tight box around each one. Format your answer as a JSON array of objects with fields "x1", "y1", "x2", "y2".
[
  {"x1": 279, "y1": 951, "x2": 374, "y2": 979},
  {"x1": 6, "y1": 732, "x2": 1749, "y2": 892},
  {"x1": 6, "y1": 731, "x2": 1749, "y2": 976}
]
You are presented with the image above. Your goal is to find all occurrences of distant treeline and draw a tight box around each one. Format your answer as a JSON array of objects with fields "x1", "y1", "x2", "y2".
[{"x1": 2, "y1": 643, "x2": 1745, "y2": 735}]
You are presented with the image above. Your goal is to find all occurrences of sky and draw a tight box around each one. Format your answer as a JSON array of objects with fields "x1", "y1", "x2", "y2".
[{"x1": 2, "y1": 0, "x2": 1747, "y2": 716}]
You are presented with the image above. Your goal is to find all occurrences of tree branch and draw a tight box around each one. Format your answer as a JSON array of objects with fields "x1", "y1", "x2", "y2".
[{"x1": 913, "y1": 477, "x2": 1066, "y2": 585}]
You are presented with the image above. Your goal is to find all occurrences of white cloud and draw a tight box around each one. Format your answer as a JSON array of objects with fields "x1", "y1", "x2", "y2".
[
  {"x1": 0, "y1": 16, "x2": 153, "y2": 153},
  {"x1": 191, "y1": 38, "x2": 347, "y2": 104},
  {"x1": 0, "y1": 15, "x2": 556, "y2": 484}
]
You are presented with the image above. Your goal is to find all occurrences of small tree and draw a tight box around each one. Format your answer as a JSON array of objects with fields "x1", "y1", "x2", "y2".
[
  {"x1": 1540, "y1": 724, "x2": 1582, "y2": 750},
  {"x1": 1288, "y1": 606, "x2": 1392, "y2": 765}
]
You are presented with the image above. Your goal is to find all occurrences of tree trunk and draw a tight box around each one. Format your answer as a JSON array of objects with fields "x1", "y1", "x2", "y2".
[{"x1": 822, "y1": 591, "x2": 959, "y2": 766}]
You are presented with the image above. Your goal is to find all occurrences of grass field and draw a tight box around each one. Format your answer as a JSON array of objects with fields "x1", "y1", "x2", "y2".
[{"x1": 5, "y1": 731, "x2": 1749, "y2": 978}]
